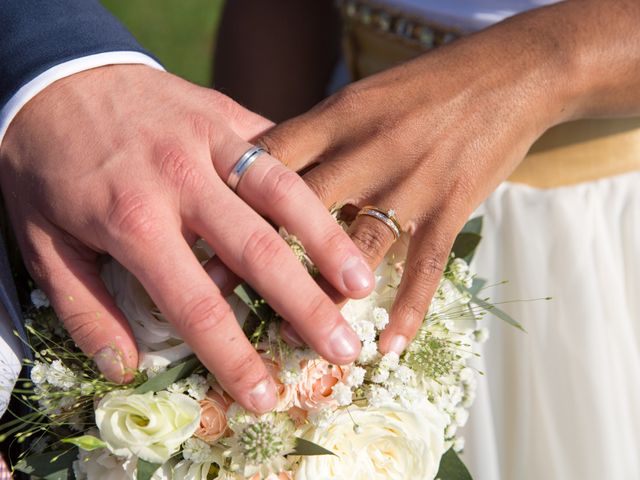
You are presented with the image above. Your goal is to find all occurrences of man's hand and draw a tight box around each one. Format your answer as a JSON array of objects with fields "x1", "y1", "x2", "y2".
[{"x1": 0, "y1": 65, "x2": 374, "y2": 412}]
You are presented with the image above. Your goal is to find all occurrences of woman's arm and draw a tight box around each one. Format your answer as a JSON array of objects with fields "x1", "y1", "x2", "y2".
[{"x1": 260, "y1": 0, "x2": 640, "y2": 353}]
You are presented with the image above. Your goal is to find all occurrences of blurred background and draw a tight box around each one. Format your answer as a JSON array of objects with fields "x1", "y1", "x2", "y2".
[{"x1": 102, "y1": 0, "x2": 225, "y2": 86}]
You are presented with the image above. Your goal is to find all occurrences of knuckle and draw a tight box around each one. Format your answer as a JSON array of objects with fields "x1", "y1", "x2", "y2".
[
  {"x1": 351, "y1": 222, "x2": 390, "y2": 263},
  {"x1": 176, "y1": 295, "x2": 232, "y2": 335},
  {"x1": 62, "y1": 313, "x2": 101, "y2": 351},
  {"x1": 156, "y1": 144, "x2": 207, "y2": 196},
  {"x1": 241, "y1": 230, "x2": 285, "y2": 271},
  {"x1": 258, "y1": 130, "x2": 288, "y2": 166},
  {"x1": 225, "y1": 352, "x2": 263, "y2": 387},
  {"x1": 408, "y1": 254, "x2": 447, "y2": 281},
  {"x1": 394, "y1": 301, "x2": 427, "y2": 332},
  {"x1": 208, "y1": 92, "x2": 242, "y2": 120},
  {"x1": 320, "y1": 227, "x2": 348, "y2": 256},
  {"x1": 303, "y1": 294, "x2": 333, "y2": 325},
  {"x1": 105, "y1": 191, "x2": 162, "y2": 241},
  {"x1": 187, "y1": 112, "x2": 214, "y2": 140},
  {"x1": 259, "y1": 166, "x2": 302, "y2": 208},
  {"x1": 321, "y1": 84, "x2": 362, "y2": 117},
  {"x1": 303, "y1": 171, "x2": 333, "y2": 204}
]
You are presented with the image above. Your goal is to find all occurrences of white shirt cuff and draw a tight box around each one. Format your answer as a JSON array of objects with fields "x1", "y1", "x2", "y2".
[{"x1": 0, "y1": 51, "x2": 165, "y2": 144}]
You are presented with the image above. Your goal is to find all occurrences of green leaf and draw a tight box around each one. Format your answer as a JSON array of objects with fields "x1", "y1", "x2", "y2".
[
  {"x1": 137, "y1": 458, "x2": 162, "y2": 480},
  {"x1": 291, "y1": 437, "x2": 336, "y2": 456},
  {"x1": 451, "y1": 216, "x2": 484, "y2": 264},
  {"x1": 134, "y1": 355, "x2": 200, "y2": 394},
  {"x1": 235, "y1": 283, "x2": 278, "y2": 342},
  {"x1": 451, "y1": 233, "x2": 482, "y2": 263},
  {"x1": 461, "y1": 216, "x2": 483, "y2": 235},
  {"x1": 470, "y1": 295, "x2": 526, "y2": 332},
  {"x1": 15, "y1": 449, "x2": 78, "y2": 478},
  {"x1": 62, "y1": 435, "x2": 106, "y2": 451},
  {"x1": 235, "y1": 284, "x2": 274, "y2": 323},
  {"x1": 436, "y1": 448, "x2": 473, "y2": 480}
]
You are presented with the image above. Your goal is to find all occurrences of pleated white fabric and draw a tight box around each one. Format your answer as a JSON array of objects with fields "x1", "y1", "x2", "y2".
[
  {"x1": 0, "y1": 301, "x2": 22, "y2": 418},
  {"x1": 462, "y1": 172, "x2": 640, "y2": 479}
]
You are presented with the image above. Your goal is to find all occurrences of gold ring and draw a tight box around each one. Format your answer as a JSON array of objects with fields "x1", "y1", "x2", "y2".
[{"x1": 356, "y1": 206, "x2": 402, "y2": 240}]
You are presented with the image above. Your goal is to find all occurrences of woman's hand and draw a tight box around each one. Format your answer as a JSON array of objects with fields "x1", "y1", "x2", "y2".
[
  {"x1": 259, "y1": 0, "x2": 640, "y2": 354},
  {"x1": 0, "y1": 65, "x2": 374, "y2": 412}
]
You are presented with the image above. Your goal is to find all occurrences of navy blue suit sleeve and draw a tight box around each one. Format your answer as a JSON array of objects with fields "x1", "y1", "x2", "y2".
[{"x1": 0, "y1": 0, "x2": 158, "y2": 108}]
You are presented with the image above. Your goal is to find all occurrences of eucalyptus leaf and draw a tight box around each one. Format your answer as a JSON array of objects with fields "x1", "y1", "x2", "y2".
[
  {"x1": 451, "y1": 232, "x2": 482, "y2": 263},
  {"x1": 451, "y1": 216, "x2": 483, "y2": 264},
  {"x1": 291, "y1": 437, "x2": 336, "y2": 456},
  {"x1": 137, "y1": 458, "x2": 162, "y2": 480},
  {"x1": 436, "y1": 448, "x2": 473, "y2": 480},
  {"x1": 134, "y1": 355, "x2": 200, "y2": 394},
  {"x1": 61, "y1": 435, "x2": 106, "y2": 451},
  {"x1": 461, "y1": 216, "x2": 483, "y2": 235},
  {"x1": 471, "y1": 295, "x2": 525, "y2": 332},
  {"x1": 15, "y1": 448, "x2": 78, "y2": 478}
]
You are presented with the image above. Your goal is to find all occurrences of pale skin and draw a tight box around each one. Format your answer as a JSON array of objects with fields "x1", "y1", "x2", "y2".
[
  {"x1": 0, "y1": 65, "x2": 376, "y2": 413},
  {"x1": 3, "y1": 0, "x2": 640, "y2": 413},
  {"x1": 216, "y1": 0, "x2": 640, "y2": 353}
]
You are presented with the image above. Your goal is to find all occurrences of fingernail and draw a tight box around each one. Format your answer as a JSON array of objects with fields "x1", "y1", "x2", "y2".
[
  {"x1": 387, "y1": 334, "x2": 408, "y2": 355},
  {"x1": 208, "y1": 265, "x2": 228, "y2": 290},
  {"x1": 341, "y1": 256, "x2": 374, "y2": 292},
  {"x1": 94, "y1": 347, "x2": 125, "y2": 383},
  {"x1": 281, "y1": 322, "x2": 305, "y2": 347},
  {"x1": 328, "y1": 323, "x2": 361, "y2": 361},
  {"x1": 249, "y1": 378, "x2": 277, "y2": 413}
]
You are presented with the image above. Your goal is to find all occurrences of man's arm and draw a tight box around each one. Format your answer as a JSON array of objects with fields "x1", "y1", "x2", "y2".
[{"x1": 0, "y1": 1, "x2": 373, "y2": 413}]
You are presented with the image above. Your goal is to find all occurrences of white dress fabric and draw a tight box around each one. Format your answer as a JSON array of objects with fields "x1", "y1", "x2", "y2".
[
  {"x1": 462, "y1": 173, "x2": 640, "y2": 479},
  {"x1": 0, "y1": 300, "x2": 22, "y2": 416}
]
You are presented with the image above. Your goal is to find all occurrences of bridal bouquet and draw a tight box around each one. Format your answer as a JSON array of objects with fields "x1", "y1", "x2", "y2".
[{"x1": 2, "y1": 216, "x2": 520, "y2": 479}]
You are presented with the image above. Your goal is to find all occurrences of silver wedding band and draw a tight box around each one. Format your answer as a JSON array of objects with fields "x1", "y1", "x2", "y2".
[{"x1": 227, "y1": 146, "x2": 266, "y2": 191}]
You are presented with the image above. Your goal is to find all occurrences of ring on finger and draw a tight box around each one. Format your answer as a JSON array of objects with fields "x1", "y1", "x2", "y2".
[
  {"x1": 227, "y1": 146, "x2": 266, "y2": 191},
  {"x1": 356, "y1": 206, "x2": 402, "y2": 240}
]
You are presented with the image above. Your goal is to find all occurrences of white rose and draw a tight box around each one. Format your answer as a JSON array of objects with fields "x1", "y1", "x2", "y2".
[
  {"x1": 101, "y1": 261, "x2": 183, "y2": 351},
  {"x1": 295, "y1": 401, "x2": 446, "y2": 480},
  {"x1": 95, "y1": 390, "x2": 200, "y2": 464}
]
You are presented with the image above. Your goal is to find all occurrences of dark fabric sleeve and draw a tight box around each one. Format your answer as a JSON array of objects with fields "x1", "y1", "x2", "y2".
[
  {"x1": 0, "y1": 0, "x2": 158, "y2": 108},
  {"x1": 0, "y1": 234, "x2": 28, "y2": 360}
]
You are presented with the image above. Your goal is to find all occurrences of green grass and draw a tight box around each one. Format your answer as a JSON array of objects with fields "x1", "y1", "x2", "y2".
[{"x1": 101, "y1": 0, "x2": 225, "y2": 86}]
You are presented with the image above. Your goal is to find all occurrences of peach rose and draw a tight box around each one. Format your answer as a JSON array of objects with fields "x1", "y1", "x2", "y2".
[
  {"x1": 296, "y1": 359, "x2": 349, "y2": 411},
  {"x1": 195, "y1": 387, "x2": 232, "y2": 443},
  {"x1": 262, "y1": 357, "x2": 297, "y2": 412},
  {"x1": 286, "y1": 406, "x2": 308, "y2": 427}
]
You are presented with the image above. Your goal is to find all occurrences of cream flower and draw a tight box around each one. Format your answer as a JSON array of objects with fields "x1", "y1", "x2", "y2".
[
  {"x1": 296, "y1": 401, "x2": 446, "y2": 480},
  {"x1": 95, "y1": 390, "x2": 200, "y2": 464},
  {"x1": 295, "y1": 359, "x2": 349, "y2": 411}
]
